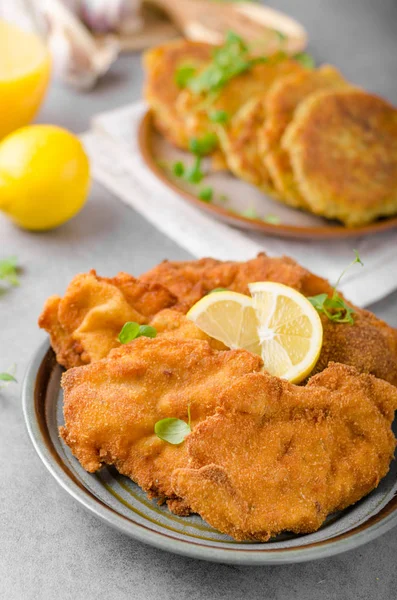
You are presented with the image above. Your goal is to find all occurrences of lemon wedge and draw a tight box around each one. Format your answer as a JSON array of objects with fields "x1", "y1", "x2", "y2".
[
  {"x1": 249, "y1": 282, "x2": 323, "y2": 382},
  {"x1": 186, "y1": 290, "x2": 262, "y2": 355},
  {"x1": 187, "y1": 283, "x2": 323, "y2": 382}
]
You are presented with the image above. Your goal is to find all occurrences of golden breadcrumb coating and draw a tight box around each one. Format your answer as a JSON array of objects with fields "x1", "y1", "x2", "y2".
[
  {"x1": 60, "y1": 338, "x2": 262, "y2": 513},
  {"x1": 215, "y1": 59, "x2": 303, "y2": 193},
  {"x1": 143, "y1": 39, "x2": 213, "y2": 150},
  {"x1": 38, "y1": 270, "x2": 177, "y2": 369},
  {"x1": 173, "y1": 364, "x2": 397, "y2": 540},
  {"x1": 283, "y1": 89, "x2": 397, "y2": 226},
  {"x1": 261, "y1": 65, "x2": 349, "y2": 208}
]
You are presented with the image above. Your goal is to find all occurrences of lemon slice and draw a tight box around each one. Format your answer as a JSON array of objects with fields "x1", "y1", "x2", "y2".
[
  {"x1": 249, "y1": 282, "x2": 323, "y2": 382},
  {"x1": 187, "y1": 283, "x2": 323, "y2": 383},
  {"x1": 186, "y1": 291, "x2": 262, "y2": 355}
]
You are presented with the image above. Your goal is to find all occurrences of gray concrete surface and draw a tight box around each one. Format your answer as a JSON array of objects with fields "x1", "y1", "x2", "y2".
[{"x1": 1, "y1": 1, "x2": 397, "y2": 598}]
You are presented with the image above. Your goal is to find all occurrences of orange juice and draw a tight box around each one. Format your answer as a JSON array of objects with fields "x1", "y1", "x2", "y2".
[{"x1": 0, "y1": 20, "x2": 51, "y2": 139}]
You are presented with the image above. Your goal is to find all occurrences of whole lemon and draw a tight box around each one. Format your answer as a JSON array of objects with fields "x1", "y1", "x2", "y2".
[{"x1": 0, "y1": 125, "x2": 90, "y2": 230}]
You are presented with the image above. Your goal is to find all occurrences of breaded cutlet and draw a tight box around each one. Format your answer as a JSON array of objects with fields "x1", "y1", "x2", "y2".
[{"x1": 283, "y1": 89, "x2": 397, "y2": 226}]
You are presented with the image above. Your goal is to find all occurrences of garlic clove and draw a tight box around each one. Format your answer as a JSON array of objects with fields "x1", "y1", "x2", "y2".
[{"x1": 40, "y1": 0, "x2": 120, "y2": 90}]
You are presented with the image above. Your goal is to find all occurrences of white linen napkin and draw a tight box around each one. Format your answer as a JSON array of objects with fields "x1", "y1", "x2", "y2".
[{"x1": 81, "y1": 102, "x2": 397, "y2": 307}]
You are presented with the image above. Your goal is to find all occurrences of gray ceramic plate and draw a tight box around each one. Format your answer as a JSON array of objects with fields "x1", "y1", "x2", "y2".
[{"x1": 23, "y1": 341, "x2": 397, "y2": 565}]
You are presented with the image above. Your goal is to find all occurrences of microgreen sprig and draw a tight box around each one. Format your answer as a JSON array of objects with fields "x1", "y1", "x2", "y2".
[
  {"x1": 154, "y1": 404, "x2": 192, "y2": 445},
  {"x1": 0, "y1": 364, "x2": 17, "y2": 388},
  {"x1": 293, "y1": 52, "x2": 315, "y2": 69},
  {"x1": 0, "y1": 256, "x2": 19, "y2": 287},
  {"x1": 0, "y1": 372, "x2": 17, "y2": 383},
  {"x1": 175, "y1": 64, "x2": 197, "y2": 89},
  {"x1": 185, "y1": 156, "x2": 205, "y2": 184},
  {"x1": 308, "y1": 250, "x2": 363, "y2": 324},
  {"x1": 189, "y1": 133, "x2": 218, "y2": 156},
  {"x1": 118, "y1": 322, "x2": 157, "y2": 344},
  {"x1": 209, "y1": 109, "x2": 229, "y2": 124},
  {"x1": 263, "y1": 214, "x2": 281, "y2": 225},
  {"x1": 199, "y1": 187, "x2": 213, "y2": 203},
  {"x1": 172, "y1": 161, "x2": 185, "y2": 177},
  {"x1": 273, "y1": 29, "x2": 287, "y2": 42},
  {"x1": 187, "y1": 31, "x2": 267, "y2": 95}
]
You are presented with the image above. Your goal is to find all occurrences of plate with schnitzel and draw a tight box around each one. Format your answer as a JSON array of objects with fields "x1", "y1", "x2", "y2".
[{"x1": 23, "y1": 254, "x2": 397, "y2": 564}]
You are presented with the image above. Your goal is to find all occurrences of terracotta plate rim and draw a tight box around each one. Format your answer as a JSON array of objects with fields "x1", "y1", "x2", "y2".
[{"x1": 138, "y1": 110, "x2": 397, "y2": 240}]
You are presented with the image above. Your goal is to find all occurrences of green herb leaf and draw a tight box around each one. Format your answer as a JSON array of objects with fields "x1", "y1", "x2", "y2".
[
  {"x1": 0, "y1": 256, "x2": 19, "y2": 286},
  {"x1": 189, "y1": 133, "x2": 218, "y2": 156},
  {"x1": 175, "y1": 64, "x2": 197, "y2": 88},
  {"x1": 118, "y1": 322, "x2": 157, "y2": 344},
  {"x1": 154, "y1": 416, "x2": 191, "y2": 445},
  {"x1": 199, "y1": 187, "x2": 213, "y2": 202},
  {"x1": 333, "y1": 249, "x2": 363, "y2": 291},
  {"x1": 187, "y1": 31, "x2": 260, "y2": 95},
  {"x1": 219, "y1": 193, "x2": 229, "y2": 203},
  {"x1": 293, "y1": 52, "x2": 315, "y2": 69},
  {"x1": 172, "y1": 161, "x2": 185, "y2": 177},
  {"x1": 241, "y1": 207, "x2": 259, "y2": 219},
  {"x1": 208, "y1": 287, "x2": 228, "y2": 294},
  {"x1": 308, "y1": 251, "x2": 364, "y2": 324},
  {"x1": 137, "y1": 325, "x2": 157, "y2": 339},
  {"x1": 0, "y1": 372, "x2": 17, "y2": 382},
  {"x1": 263, "y1": 214, "x2": 281, "y2": 225},
  {"x1": 308, "y1": 293, "x2": 329, "y2": 311},
  {"x1": 209, "y1": 109, "x2": 229, "y2": 124},
  {"x1": 118, "y1": 322, "x2": 140, "y2": 343},
  {"x1": 273, "y1": 29, "x2": 287, "y2": 42},
  {"x1": 185, "y1": 156, "x2": 204, "y2": 184}
]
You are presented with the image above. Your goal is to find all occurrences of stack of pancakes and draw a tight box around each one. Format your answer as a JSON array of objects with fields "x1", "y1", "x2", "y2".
[{"x1": 144, "y1": 39, "x2": 397, "y2": 227}]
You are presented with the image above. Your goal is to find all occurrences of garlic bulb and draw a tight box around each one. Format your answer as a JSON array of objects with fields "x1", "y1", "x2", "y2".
[
  {"x1": 79, "y1": 0, "x2": 144, "y2": 35},
  {"x1": 40, "y1": 0, "x2": 120, "y2": 90}
]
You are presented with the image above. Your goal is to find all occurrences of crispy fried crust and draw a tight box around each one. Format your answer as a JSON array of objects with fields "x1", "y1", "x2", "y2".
[
  {"x1": 39, "y1": 254, "x2": 331, "y2": 369},
  {"x1": 217, "y1": 97, "x2": 279, "y2": 195},
  {"x1": 177, "y1": 57, "x2": 303, "y2": 150},
  {"x1": 141, "y1": 252, "x2": 334, "y2": 307},
  {"x1": 38, "y1": 270, "x2": 177, "y2": 369},
  {"x1": 260, "y1": 66, "x2": 349, "y2": 208},
  {"x1": 283, "y1": 89, "x2": 397, "y2": 226},
  {"x1": 150, "y1": 309, "x2": 228, "y2": 350},
  {"x1": 40, "y1": 254, "x2": 397, "y2": 387},
  {"x1": 60, "y1": 338, "x2": 262, "y2": 512},
  {"x1": 216, "y1": 59, "x2": 303, "y2": 194},
  {"x1": 143, "y1": 255, "x2": 397, "y2": 386},
  {"x1": 315, "y1": 308, "x2": 397, "y2": 385},
  {"x1": 143, "y1": 39, "x2": 213, "y2": 150},
  {"x1": 172, "y1": 364, "x2": 397, "y2": 541}
]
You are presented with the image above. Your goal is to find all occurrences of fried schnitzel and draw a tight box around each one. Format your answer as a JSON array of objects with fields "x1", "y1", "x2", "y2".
[
  {"x1": 60, "y1": 337, "x2": 262, "y2": 514},
  {"x1": 142, "y1": 256, "x2": 397, "y2": 386},
  {"x1": 173, "y1": 363, "x2": 397, "y2": 540},
  {"x1": 150, "y1": 309, "x2": 227, "y2": 350},
  {"x1": 141, "y1": 253, "x2": 333, "y2": 306},
  {"x1": 38, "y1": 270, "x2": 177, "y2": 369},
  {"x1": 39, "y1": 255, "x2": 397, "y2": 386},
  {"x1": 39, "y1": 254, "x2": 331, "y2": 369}
]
